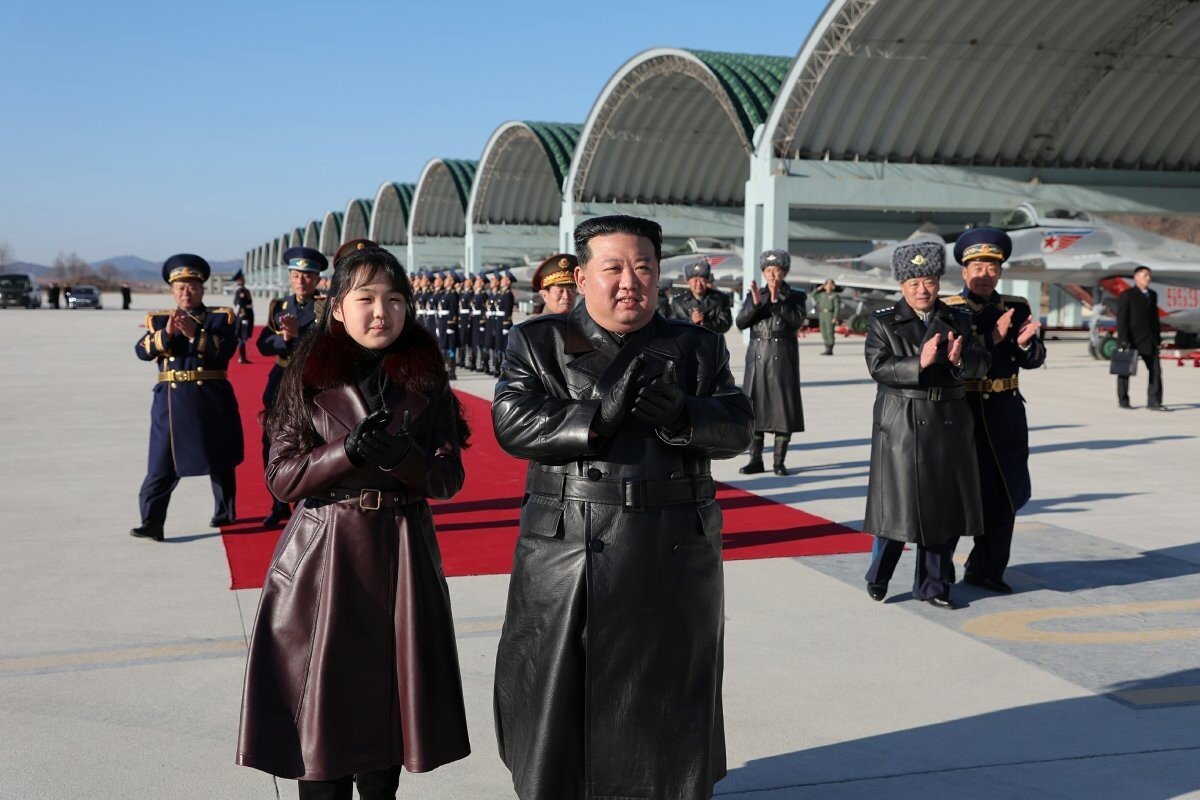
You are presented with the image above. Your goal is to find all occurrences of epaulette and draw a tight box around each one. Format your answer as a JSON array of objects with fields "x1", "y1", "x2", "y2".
[
  {"x1": 946, "y1": 304, "x2": 973, "y2": 317},
  {"x1": 1002, "y1": 295, "x2": 1030, "y2": 306},
  {"x1": 873, "y1": 306, "x2": 895, "y2": 316},
  {"x1": 943, "y1": 295, "x2": 967, "y2": 306},
  {"x1": 267, "y1": 298, "x2": 284, "y2": 327},
  {"x1": 208, "y1": 306, "x2": 235, "y2": 325},
  {"x1": 145, "y1": 310, "x2": 172, "y2": 329}
]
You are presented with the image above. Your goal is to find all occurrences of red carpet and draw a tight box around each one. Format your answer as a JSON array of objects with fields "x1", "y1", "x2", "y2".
[{"x1": 220, "y1": 343, "x2": 869, "y2": 590}]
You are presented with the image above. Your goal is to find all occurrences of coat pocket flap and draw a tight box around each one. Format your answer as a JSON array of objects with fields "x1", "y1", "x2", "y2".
[
  {"x1": 520, "y1": 498, "x2": 565, "y2": 538},
  {"x1": 696, "y1": 500, "x2": 724, "y2": 537},
  {"x1": 273, "y1": 510, "x2": 326, "y2": 580}
]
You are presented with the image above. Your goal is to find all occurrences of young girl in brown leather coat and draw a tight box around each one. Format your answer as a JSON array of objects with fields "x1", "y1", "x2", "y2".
[{"x1": 238, "y1": 247, "x2": 471, "y2": 800}]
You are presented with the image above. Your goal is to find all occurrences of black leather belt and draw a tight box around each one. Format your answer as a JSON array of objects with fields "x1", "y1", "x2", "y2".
[
  {"x1": 880, "y1": 385, "x2": 965, "y2": 401},
  {"x1": 526, "y1": 471, "x2": 714, "y2": 510},
  {"x1": 308, "y1": 486, "x2": 420, "y2": 511}
]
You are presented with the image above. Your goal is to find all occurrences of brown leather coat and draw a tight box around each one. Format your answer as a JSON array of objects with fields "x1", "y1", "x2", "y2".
[
  {"x1": 237, "y1": 324, "x2": 470, "y2": 781},
  {"x1": 491, "y1": 305, "x2": 754, "y2": 800}
]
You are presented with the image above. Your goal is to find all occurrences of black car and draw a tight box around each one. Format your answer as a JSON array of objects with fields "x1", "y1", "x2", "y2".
[
  {"x1": 0, "y1": 273, "x2": 42, "y2": 308},
  {"x1": 67, "y1": 284, "x2": 103, "y2": 309}
]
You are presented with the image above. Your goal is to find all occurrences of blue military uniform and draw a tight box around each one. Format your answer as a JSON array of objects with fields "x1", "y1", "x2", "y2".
[
  {"x1": 131, "y1": 255, "x2": 244, "y2": 541},
  {"x1": 231, "y1": 269, "x2": 254, "y2": 364},
  {"x1": 949, "y1": 227, "x2": 1046, "y2": 590},
  {"x1": 456, "y1": 275, "x2": 473, "y2": 369},
  {"x1": 490, "y1": 271, "x2": 516, "y2": 376},
  {"x1": 255, "y1": 247, "x2": 327, "y2": 525}
]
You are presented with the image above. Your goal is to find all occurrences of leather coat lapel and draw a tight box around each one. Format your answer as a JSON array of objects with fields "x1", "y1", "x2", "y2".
[{"x1": 313, "y1": 383, "x2": 432, "y2": 438}]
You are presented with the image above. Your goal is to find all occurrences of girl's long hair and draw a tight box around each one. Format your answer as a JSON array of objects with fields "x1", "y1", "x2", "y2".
[{"x1": 264, "y1": 247, "x2": 469, "y2": 458}]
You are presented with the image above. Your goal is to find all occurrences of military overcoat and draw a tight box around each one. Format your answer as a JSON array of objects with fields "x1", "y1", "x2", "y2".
[
  {"x1": 491, "y1": 304, "x2": 754, "y2": 800},
  {"x1": 669, "y1": 288, "x2": 733, "y2": 333},
  {"x1": 135, "y1": 305, "x2": 244, "y2": 476},
  {"x1": 863, "y1": 299, "x2": 990, "y2": 545},
  {"x1": 238, "y1": 323, "x2": 469, "y2": 781},
  {"x1": 735, "y1": 283, "x2": 807, "y2": 433},
  {"x1": 948, "y1": 291, "x2": 1045, "y2": 514}
]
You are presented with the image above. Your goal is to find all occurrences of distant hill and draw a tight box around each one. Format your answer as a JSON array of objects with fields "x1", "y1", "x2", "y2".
[
  {"x1": 1, "y1": 256, "x2": 243, "y2": 282},
  {"x1": 2, "y1": 261, "x2": 50, "y2": 276}
]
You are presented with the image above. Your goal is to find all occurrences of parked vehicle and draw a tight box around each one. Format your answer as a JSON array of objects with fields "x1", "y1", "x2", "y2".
[
  {"x1": 0, "y1": 273, "x2": 42, "y2": 308},
  {"x1": 67, "y1": 284, "x2": 102, "y2": 309}
]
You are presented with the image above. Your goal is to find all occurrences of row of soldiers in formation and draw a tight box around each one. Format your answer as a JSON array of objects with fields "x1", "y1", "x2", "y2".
[{"x1": 411, "y1": 269, "x2": 514, "y2": 379}]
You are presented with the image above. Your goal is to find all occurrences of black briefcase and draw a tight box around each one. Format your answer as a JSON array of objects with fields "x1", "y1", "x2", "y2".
[{"x1": 1109, "y1": 349, "x2": 1138, "y2": 377}]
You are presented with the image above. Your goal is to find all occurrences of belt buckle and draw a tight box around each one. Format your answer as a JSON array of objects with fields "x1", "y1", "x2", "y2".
[
  {"x1": 928, "y1": 387, "x2": 942, "y2": 401},
  {"x1": 359, "y1": 489, "x2": 382, "y2": 511},
  {"x1": 622, "y1": 479, "x2": 645, "y2": 512},
  {"x1": 991, "y1": 378, "x2": 1006, "y2": 393}
]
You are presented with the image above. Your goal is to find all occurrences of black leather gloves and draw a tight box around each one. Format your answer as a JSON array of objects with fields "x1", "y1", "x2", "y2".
[
  {"x1": 344, "y1": 408, "x2": 412, "y2": 468},
  {"x1": 593, "y1": 354, "x2": 645, "y2": 438},
  {"x1": 633, "y1": 360, "x2": 687, "y2": 432},
  {"x1": 363, "y1": 409, "x2": 413, "y2": 469}
]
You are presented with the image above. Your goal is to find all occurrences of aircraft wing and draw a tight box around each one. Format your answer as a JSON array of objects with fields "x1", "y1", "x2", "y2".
[{"x1": 1005, "y1": 256, "x2": 1200, "y2": 290}]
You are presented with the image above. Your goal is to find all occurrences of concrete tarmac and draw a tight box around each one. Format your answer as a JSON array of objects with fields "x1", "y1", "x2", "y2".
[{"x1": 2, "y1": 293, "x2": 1198, "y2": 799}]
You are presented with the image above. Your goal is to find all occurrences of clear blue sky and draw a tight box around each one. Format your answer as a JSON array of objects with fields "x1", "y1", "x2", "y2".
[{"x1": 0, "y1": 0, "x2": 827, "y2": 265}]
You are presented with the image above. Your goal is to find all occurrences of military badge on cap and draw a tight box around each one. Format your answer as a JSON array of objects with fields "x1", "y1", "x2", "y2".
[
  {"x1": 162, "y1": 254, "x2": 211, "y2": 284},
  {"x1": 282, "y1": 246, "x2": 328, "y2": 274},
  {"x1": 891, "y1": 242, "x2": 946, "y2": 283},
  {"x1": 333, "y1": 238, "x2": 378, "y2": 268},
  {"x1": 683, "y1": 257, "x2": 712, "y2": 280},
  {"x1": 953, "y1": 227, "x2": 1013, "y2": 266},
  {"x1": 533, "y1": 253, "x2": 578, "y2": 291}
]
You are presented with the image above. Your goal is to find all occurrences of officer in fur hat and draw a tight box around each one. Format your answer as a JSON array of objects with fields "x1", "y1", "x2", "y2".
[
  {"x1": 131, "y1": 255, "x2": 243, "y2": 541},
  {"x1": 862, "y1": 242, "x2": 989, "y2": 609},
  {"x1": 735, "y1": 249, "x2": 808, "y2": 475},
  {"x1": 670, "y1": 257, "x2": 732, "y2": 333},
  {"x1": 947, "y1": 227, "x2": 1045, "y2": 594}
]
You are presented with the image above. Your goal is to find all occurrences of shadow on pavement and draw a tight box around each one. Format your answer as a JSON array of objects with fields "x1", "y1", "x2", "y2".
[
  {"x1": 1031, "y1": 435, "x2": 1194, "y2": 454},
  {"x1": 1023, "y1": 492, "x2": 1143, "y2": 514},
  {"x1": 716, "y1": 671, "x2": 1200, "y2": 798},
  {"x1": 1013, "y1": 544, "x2": 1200, "y2": 592}
]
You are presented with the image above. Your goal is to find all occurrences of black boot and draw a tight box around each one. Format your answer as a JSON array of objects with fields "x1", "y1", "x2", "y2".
[
  {"x1": 237, "y1": 343, "x2": 250, "y2": 364},
  {"x1": 773, "y1": 434, "x2": 791, "y2": 476},
  {"x1": 130, "y1": 522, "x2": 164, "y2": 542},
  {"x1": 445, "y1": 355, "x2": 457, "y2": 381},
  {"x1": 739, "y1": 433, "x2": 765, "y2": 474},
  {"x1": 822, "y1": 344, "x2": 833, "y2": 356}
]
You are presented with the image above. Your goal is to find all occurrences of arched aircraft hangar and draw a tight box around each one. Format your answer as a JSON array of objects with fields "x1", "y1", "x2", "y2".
[
  {"x1": 407, "y1": 158, "x2": 478, "y2": 272},
  {"x1": 466, "y1": 121, "x2": 581, "y2": 273},
  {"x1": 369, "y1": 181, "x2": 416, "y2": 260},
  {"x1": 560, "y1": 47, "x2": 791, "y2": 254},
  {"x1": 742, "y1": 0, "x2": 1200, "y2": 314}
]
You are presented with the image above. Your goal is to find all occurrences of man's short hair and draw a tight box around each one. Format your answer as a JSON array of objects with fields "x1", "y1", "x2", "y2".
[
  {"x1": 1134, "y1": 265, "x2": 1151, "y2": 276},
  {"x1": 574, "y1": 215, "x2": 662, "y2": 265}
]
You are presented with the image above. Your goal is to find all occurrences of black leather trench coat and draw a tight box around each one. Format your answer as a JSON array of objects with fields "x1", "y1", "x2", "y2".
[
  {"x1": 735, "y1": 284, "x2": 807, "y2": 433},
  {"x1": 863, "y1": 299, "x2": 990, "y2": 546},
  {"x1": 491, "y1": 304, "x2": 754, "y2": 800},
  {"x1": 238, "y1": 327, "x2": 470, "y2": 781}
]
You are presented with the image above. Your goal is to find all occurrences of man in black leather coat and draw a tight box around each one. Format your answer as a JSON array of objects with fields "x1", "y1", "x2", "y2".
[
  {"x1": 491, "y1": 214, "x2": 754, "y2": 800},
  {"x1": 669, "y1": 257, "x2": 732, "y2": 333},
  {"x1": 862, "y1": 241, "x2": 989, "y2": 610},
  {"x1": 1117, "y1": 265, "x2": 1166, "y2": 410}
]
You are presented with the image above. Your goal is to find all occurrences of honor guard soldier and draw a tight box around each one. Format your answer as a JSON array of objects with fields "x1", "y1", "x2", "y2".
[
  {"x1": 481, "y1": 271, "x2": 501, "y2": 374},
  {"x1": 467, "y1": 273, "x2": 487, "y2": 370},
  {"x1": 231, "y1": 269, "x2": 254, "y2": 363},
  {"x1": 256, "y1": 246, "x2": 327, "y2": 527},
  {"x1": 438, "y1": 271, "x2": 460, "y2": 379},
  {"x1": 414, "y1": 271, "x2": 430, "y2": 333},
  {"x1": 429, "y1": 272, "x2": 445, "y2": 338},
  {"x1": 948, "y1": 227, "x2": 1044, "y2": 593},
  {"x1": 492, "y1": 269, "x2": 516, "y2": 374},
  {"x1": 531, "y1": 253, "x2": 578, "y2": 315},
  {"x1": 456, "y1": 272, "x2": 473, "y2": 370},
  {"x1": 670, "y1": 256, "x2": 732, "y2": 332},
  {"x1": 130, "y1": 255, "x2": 244, "y2": 541}
]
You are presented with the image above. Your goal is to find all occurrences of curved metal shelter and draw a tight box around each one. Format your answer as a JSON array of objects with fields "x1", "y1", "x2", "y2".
[
  {"x1": 342, "y1": 198, "x2": 374, "y2": 245},
  {"x1": 466, "y1": 121, "x2": 581, "y2": 272},
  {"x1": 318, "y1": 211, "x2": 344, "y2": 258},
  {"x1": 562, "y1": 47, "x2": 789, "y2": 251},
  {"x1": 763, "y1": 0, "x2": 1200, "y2": 167},
  {"x1": 407, "y1": 159, "x2": 478, "y2": 270},
  {"x1": 288, "y1": 228, "x2": 304, "y2": 249},
  {"x1": 303, "y1": 220, "x2": 321, "y2": 250},
  {"x1": 369, "y1": 182, "x2": 415, "y2": 246}
]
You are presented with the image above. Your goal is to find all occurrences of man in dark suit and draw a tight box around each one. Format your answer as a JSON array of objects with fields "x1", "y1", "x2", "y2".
[{"x1": 1117, "y1": 266, "x2": 1166, "y2": 411}]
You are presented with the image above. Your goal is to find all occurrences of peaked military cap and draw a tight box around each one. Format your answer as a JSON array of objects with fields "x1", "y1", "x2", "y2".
[
  {"x1": 333, "y1": 238, "x2": 377, "y2": 268},
  {"x1": 892, "y1": 241, "x2": 946, "y2": 283},
  {"x1": 954, "y1": 227, "x2": 1012, "y2": 266},
  {"x1": 682, "y1": 257, "x2": 712, "y2": 280},
  {"x1": 533, "y1": 253, "x2": 578, "y2": 291},
  {"x1": 282, "y1": 246, "x2": 328, "y2": 274},
  {"x1": 760, "y1": 249, "x2": 791, "y2": 273},
  {"x1": 163, "y1": 254, "x2": 210, "y2": 284},
  {"x1": 232, "y1": 268, "x2": 245, "y2": 281}
]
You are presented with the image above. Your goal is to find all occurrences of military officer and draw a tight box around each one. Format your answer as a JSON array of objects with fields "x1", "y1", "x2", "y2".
[
  {"x1": 457, "y1": 272, "x2": 474, "y2": 370},
  {"x1": 669, "y1": 257, "x2": 732, "y2": 333},
  {"x1": 492, "y1": 270, "x2": 516, "y2": 375},
  {"x1": 531, "y1": 253, "x2": 578, "y2": 315},
  {"x1": 467, "y1": 273, "x2": 487, "y2": 369},
  {"x1": 130, "y1": 255, "x2": 244, "y2": 541},
  {"x1": 947, "y1": 227, "x2": 1045, "y2": 594},
  {"x1": 481, "y1": 271, "x2": 501, "y2": 374},
  {"x1": 439, "y1": 271, "x2": 461, "y2": 379},
  {"x1": 813, "y1": 279, "x2": 842, "y2": 355},
  {"x1": 414, "y1": 270, "x2": 430, "y2": 333},
  {"x1": 255, "y1": 246, "x2": 327, "y2": 527},
  {"x1": 231, "y1": 269, "x2": 254, "y2": 363}
]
